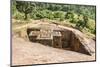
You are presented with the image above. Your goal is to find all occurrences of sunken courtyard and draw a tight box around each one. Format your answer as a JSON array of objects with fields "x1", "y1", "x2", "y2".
[{"x1": 26, "y1": 22, "x2": 95, "y2": 55}]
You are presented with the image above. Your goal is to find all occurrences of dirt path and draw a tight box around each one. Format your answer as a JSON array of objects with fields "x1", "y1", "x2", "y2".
[{"x1": 12, "y1": 36, "x2": 95, "y2": 66}]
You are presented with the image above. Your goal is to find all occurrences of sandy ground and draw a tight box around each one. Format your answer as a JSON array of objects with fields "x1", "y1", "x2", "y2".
[{"x1": 12, "y1": 36, "x2": 95, "y2": 66}]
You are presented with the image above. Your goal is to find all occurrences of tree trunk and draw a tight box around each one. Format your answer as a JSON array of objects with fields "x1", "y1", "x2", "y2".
[{"x1": 24, "y1": 13, "x2": 27, "y2": 20}]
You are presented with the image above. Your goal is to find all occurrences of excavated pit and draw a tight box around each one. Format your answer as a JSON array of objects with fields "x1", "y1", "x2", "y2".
[
  {"x1": 12, "y1": 23, "x2": 95, "y2": 56},
  {"x1": 26, "y1": 23, "x2": 95, "y2": 55}
]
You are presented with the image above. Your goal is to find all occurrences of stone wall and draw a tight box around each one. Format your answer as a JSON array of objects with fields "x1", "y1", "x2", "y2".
[
  {"x1": 70, "y1": 31, "x2": 95, "y2": 55},
  {"x1": 58, "y1": 29, "x2": 71, "y2": 48},
  {"x1": 27, "y1": 28, "x2": 40, "y2": 35},
  {"x1": 36, "y1": 39, "x2": 53, "y2": 46},
  {"x1": 70, "y1": 32, "x2": 81, "y2": 52},
  {"x1": 53, "y1": 36, "x2": 62, "y2": 48}
]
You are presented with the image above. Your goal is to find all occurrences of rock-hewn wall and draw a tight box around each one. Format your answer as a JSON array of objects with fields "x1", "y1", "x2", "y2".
[
  {"x1": 60, "y1": 30, "x2": 71, "y2": 48},
  {"x1": 12, "y1": 20, "x2": 95, "y2": 55}
]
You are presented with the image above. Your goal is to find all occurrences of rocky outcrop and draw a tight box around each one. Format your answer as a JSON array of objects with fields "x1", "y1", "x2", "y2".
[{"x1": 58, "y1": 25, "x2": 95, "y2": 55}]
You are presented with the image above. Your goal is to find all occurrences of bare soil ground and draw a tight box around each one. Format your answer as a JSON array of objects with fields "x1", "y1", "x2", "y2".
[{"x1": 12, "y1": 36, "x2": 95, "y2": 66}]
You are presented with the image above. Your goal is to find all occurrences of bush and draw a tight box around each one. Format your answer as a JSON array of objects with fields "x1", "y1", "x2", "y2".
[
  {"x1": 65, "y1": 11, "x2": 79, "y2": 23},
  {"x1": 30, "y1": 11, "x2": 44, "y2": 19},
  {"x1": 53, "y1": 11, "x2": 65, "y2": 18},
  {"x1": 70, "y1": 14, "x2": 79, "y2": 23},
  {"x1": 86, "y1": 19, "x2": 95, "y2": 29},
  {"x1": 65, "y1": 12, "x2": 74, "y2": 19},
  {"x1": 75, "y1": 19, "x2": 84, "y2": 30},
  {"x1": 70, "y1": 17, "x2": 78, "y2": 23},
  {"x1": 53, "y1": 11, "x2": 65, "y2": 21},
  {"x1": 13, "y1": 11, "x2": 24, "y2": 20},
  {"x1": 31, "y1": 10, "x2": 54, "y2": 20},
  {"x1": 42, "y1": 10, "x2": 54, "y2": 19},
  {"x1": 75, "y1": 18, "x2": 96, "y2": 35},
  {"x1": 86, "y1": 19, "x2": 95, "y2": 34}
]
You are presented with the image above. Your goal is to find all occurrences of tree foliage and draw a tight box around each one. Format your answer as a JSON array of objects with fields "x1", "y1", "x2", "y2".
[
  {"x1": 76, "y1": 15, "x2": 88, "y2": 29},
  {"x1": 16, "y1": 1, "x2": 34, "y2": 20},
  {"x1": 12, "y1": 1, "x2": 96, "y2": 35}
]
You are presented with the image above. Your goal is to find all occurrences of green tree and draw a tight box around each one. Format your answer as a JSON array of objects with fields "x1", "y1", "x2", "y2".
[
  {"x1": 75, "y1": 19, "x2": 83, "y2": 30},
  {"x1": 16, "y1": 1, "x2": 34, "y2": 20},
  {"x1": 76, "y1": 15, "x2": 89, "y2": 30},
  {"x1": 12, "y1": 0, "x2": 16, "y2": 15},
  {"x1": 65, "y1": 12, "x2": 74, "y2": 19},
  {"x1": 47, "y1": 4, "x2": 62, "y2": 11},
  {"x1": 83, "y1": 15, "x2": 89, "y2": 28},
  {"x1": 54, "y1": 11, "x2": 65, "y2": 18}
]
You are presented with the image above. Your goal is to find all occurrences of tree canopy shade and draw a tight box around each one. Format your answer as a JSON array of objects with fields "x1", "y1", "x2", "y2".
[{"x1": 16, "y1": 1, "x2": 35, "y2": 20}]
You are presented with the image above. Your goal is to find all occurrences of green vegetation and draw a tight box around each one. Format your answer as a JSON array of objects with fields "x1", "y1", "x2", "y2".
[
  {"x1": 16, "y1": 1, "x2": 34, "y2": 20},
  {"x1": 12, "y1": 0, "x2": 96, "y2": 38}
]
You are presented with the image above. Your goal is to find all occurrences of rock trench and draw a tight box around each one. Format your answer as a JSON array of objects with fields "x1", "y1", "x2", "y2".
[{"x1": 25, "y1": 23, "x2": 95, "y2": 55}]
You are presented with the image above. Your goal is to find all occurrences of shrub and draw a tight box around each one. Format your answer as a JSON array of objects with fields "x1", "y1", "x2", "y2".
[
  {"x1": 75, "y1": 19, "x2": 84, "y2": 30},
  {"x1": 14, "y1": 11, "x2": 24, "y2": 20},
  {"x1": 53, "y1": 11, "x2": 65, "y2": 18},
  {"x1": 65, "y1": 12, "x2": 74, "y2": 19},
  {"x1": 86, "y1": 19, "x2": 95, "y2": 34},
  {"x1": 31, "y1": 10, "x2": 54, "y2": 20},
  {"x1": 42, "y1": 10, "x2": 54, "y2": 19},
  {"x1": 70, "y1": 17, "x2": 78, "y2": 23},
  {"x1": 53, "y1": 11, "x2": 65, "y2": 21},
  {"x1": 65, "y1": 11, "x2": 79, "y2": 23},
  {"x1": 86, "y1": 19, "x2": 95, "y2": 29}
]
